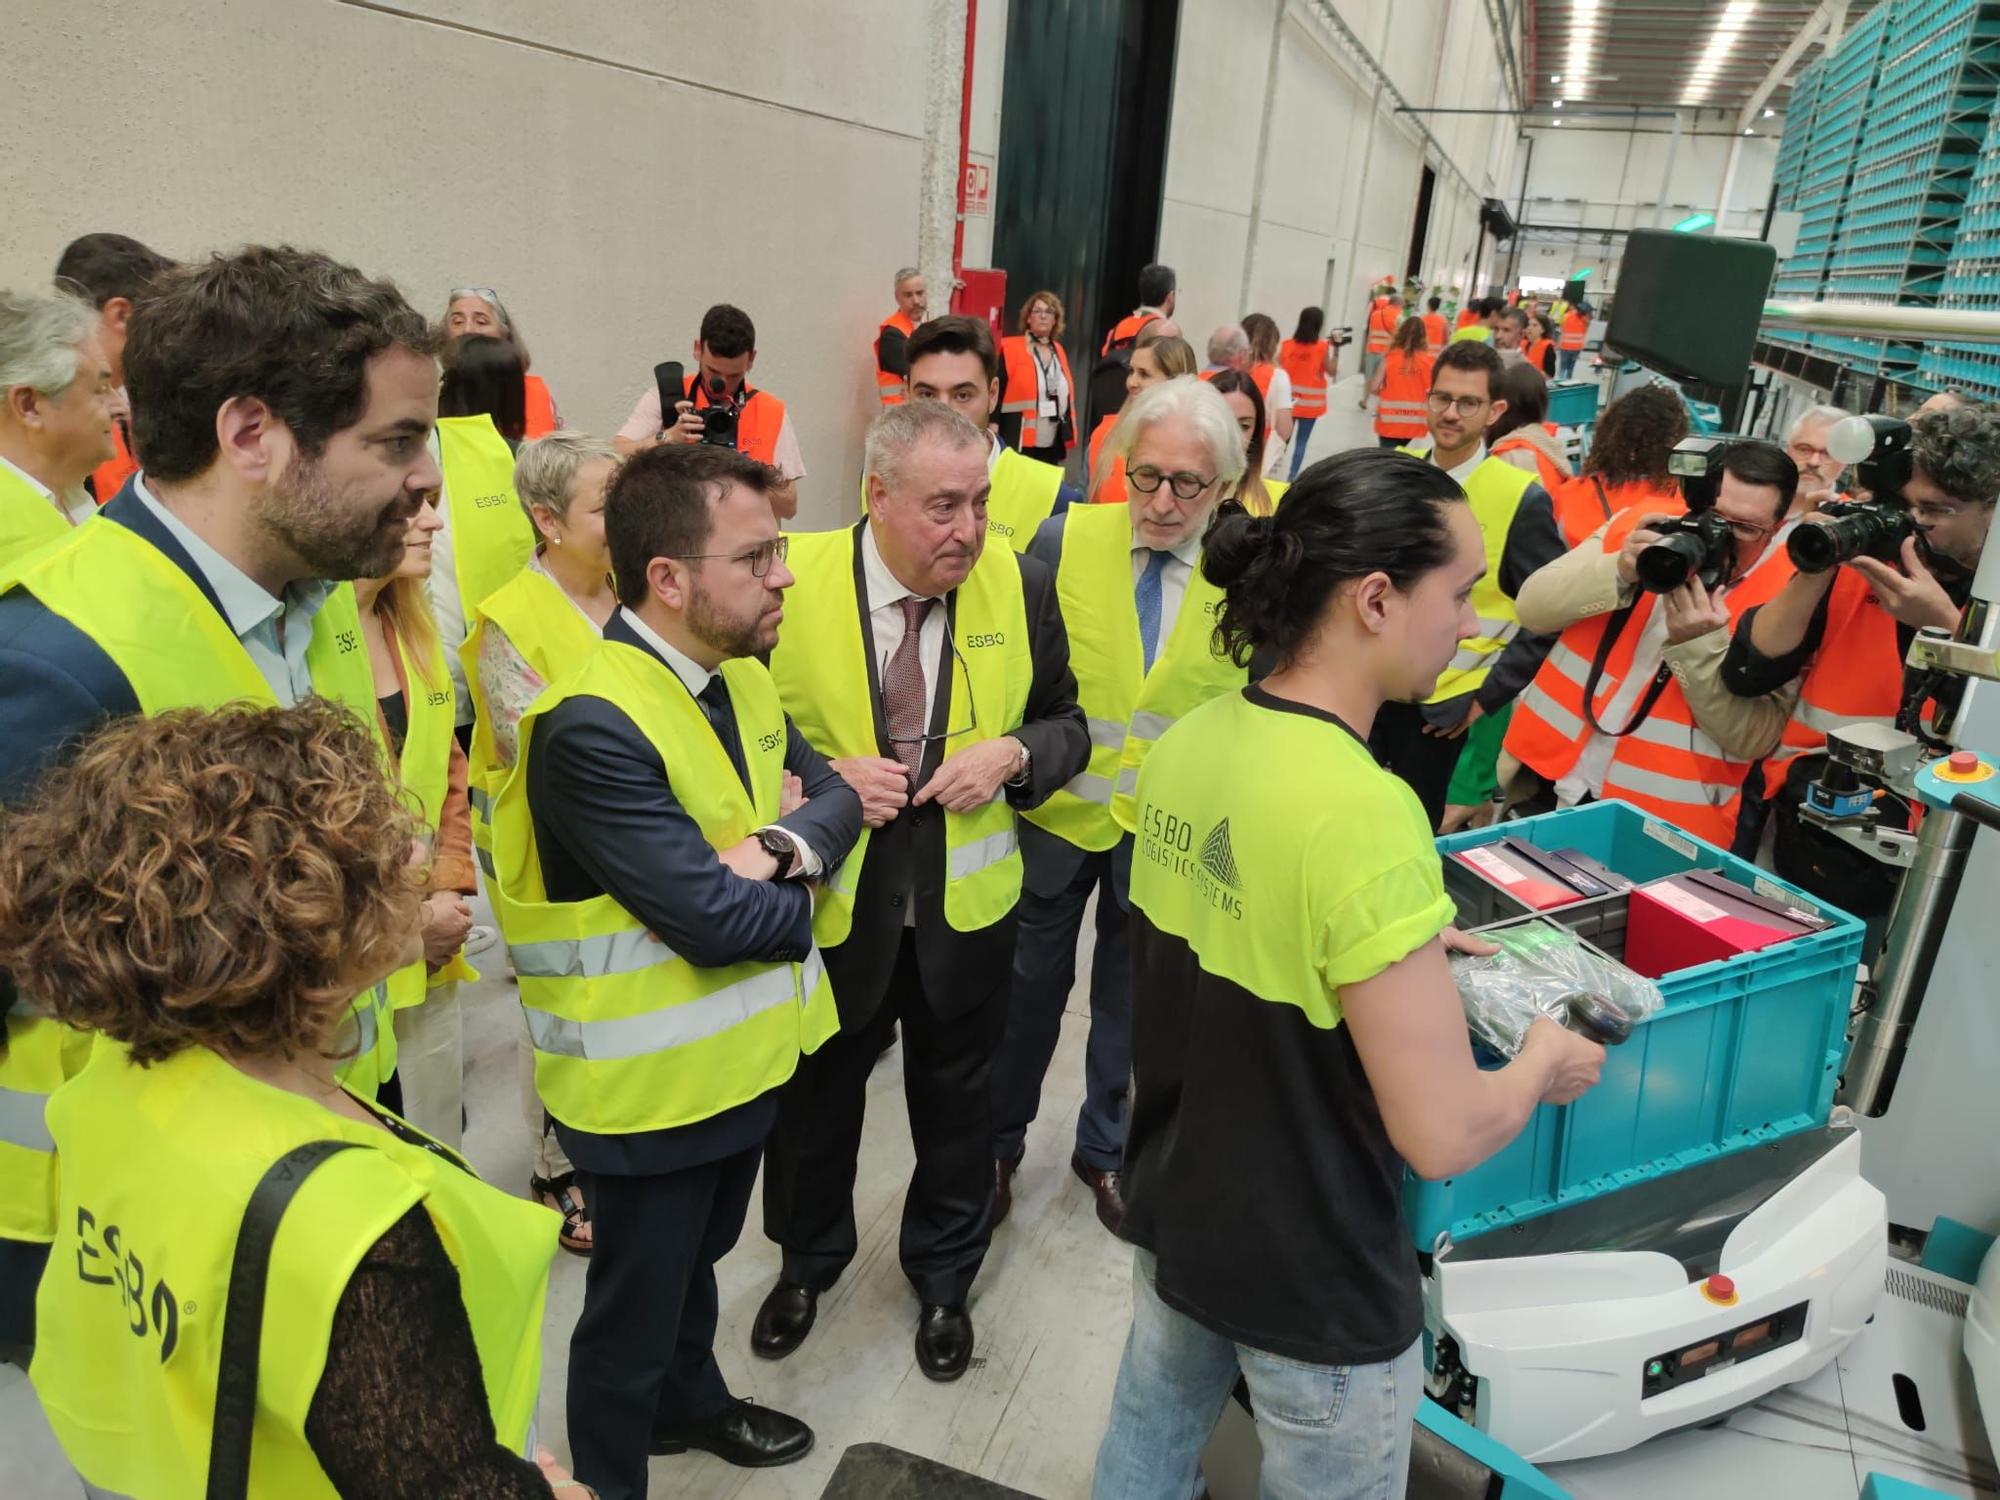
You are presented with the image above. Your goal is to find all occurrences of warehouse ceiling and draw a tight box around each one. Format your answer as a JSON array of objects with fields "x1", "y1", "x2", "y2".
[{"x1": 1523, "y1": 0, "x2": 1838, "y2": 115}]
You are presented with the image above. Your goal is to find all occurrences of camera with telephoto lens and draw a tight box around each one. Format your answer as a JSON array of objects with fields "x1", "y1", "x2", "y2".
[
  {"x1": 1635, "y1": 437, "x2": 1735, "y2": 593},
  {"x1": 697, "y1": 376, "x2": 741, "y2": 449},
  {"x1": 1785, "y1": 415, "x2": 1917, "y2": 574}
]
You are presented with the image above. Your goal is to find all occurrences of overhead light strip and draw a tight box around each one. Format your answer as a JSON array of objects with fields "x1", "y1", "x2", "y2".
[
  {"x1": 1566, "y1": 0, "x2": 1601, "y2": 101},
  {"x1": 1683, "y1": 0, "x2": 1758, "y2": 107}
]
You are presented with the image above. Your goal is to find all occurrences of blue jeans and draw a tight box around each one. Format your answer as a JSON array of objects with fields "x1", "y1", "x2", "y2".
[
  {"x1": 1093, "y1": 1250, "x2": 1422, "y2": 1500},
  {"x1": 1557, "y1": 349, "x2": 1579, "y2": 381},
  {"x1": 1287, "y1": 416, "x2": 1320, "y2": 480}
]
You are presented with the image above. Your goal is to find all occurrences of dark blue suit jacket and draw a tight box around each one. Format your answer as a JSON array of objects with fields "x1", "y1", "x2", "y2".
[
  {"x1": 0, "y1": 486, "x2": 230, "y2": 806},
  {"x1": 526, "y1": 611, "x2": 862, "y2": 1174}
]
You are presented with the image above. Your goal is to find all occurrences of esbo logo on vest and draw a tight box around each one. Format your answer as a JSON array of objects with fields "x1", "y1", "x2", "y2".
[{"x1": 1137, "y1": 801, "x2": 1244, "y2": 920}]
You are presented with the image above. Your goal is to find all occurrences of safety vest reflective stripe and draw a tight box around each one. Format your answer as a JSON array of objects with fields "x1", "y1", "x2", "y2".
[
  {"x1": 1534, "y1": 638, "x2": 1727, "y2": 759},
  {"x1": 1794, "y1": 701, "x2": 1896, "y2": 733},
  {"x1": 1292, "y1": 383, "x2": 1326, "y2": 400},
  {"x1": 1129, "y1": 709, "x2": 1175, "y2": 740},
  {"x1": 1604, "y1": 762, "x2": 1743, "y2": 806},
  {"x1": 948, "y1": 828, "x2": 1019, "y2": 880},
  {"x1": 1061, "y1": 771, "x2": 1116, "y2": 805},
  {"x1": 1278, "y1": 340, "x2": 1330, "y2": 418},
  {"x1": 0, "y1": 1085, "x2": 54, "y2": 1153},
  {"x1": 999, "y1": 397, "x2": 1037, "y2": 413},
  {"x1": 1086, "y1": 715, "x2": 1128, "y2": 749},
  {"x1": 468, "y1": 784, "x2": 493, "y2": 819},
  {"x1": 336, "y1": 981, "x2": 390, "y2": 1068},
  {"x1": 1378, "y1": 400, "x2": 1429, "y2": 419},
  {"x1": 1425, "y1": 457, "x2": 1531, "y2": 703},
  {"x1": 524, "y1": 950, "x2": 823, "y2": 1060},
  {"x1": 1519, "y1": 679, "x2": 1585, "y2": 742},
  {"x1": 512, "y1": 928, "x2": 676, "y2": 979}
]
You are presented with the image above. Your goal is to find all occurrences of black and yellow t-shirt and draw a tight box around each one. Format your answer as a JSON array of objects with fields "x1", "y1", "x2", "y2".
[{"x1": 1121, "y1": 684, "x2": 1454, "y2": 1365}]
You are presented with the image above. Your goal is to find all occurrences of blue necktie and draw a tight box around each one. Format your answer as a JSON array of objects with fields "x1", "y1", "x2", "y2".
[{"x1": 1136, "y1": 549, "x2": 1170, "y2": 672}]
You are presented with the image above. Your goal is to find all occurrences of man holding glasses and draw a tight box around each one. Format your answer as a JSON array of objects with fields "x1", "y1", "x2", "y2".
[
  {"x1": 1370, "y1": 340, "x2": 1565, "y2": 828},
  {"x1": 758, "y1": 402, "x2": 1088, "y2": 1380}
]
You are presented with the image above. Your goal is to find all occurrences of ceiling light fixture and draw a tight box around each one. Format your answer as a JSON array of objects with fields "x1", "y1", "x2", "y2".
[
  {"x1": 1683, "y1": 0, "x2": 1757, "y2": 108},
  {"x1": 1554, "y1": 99, "x2": 1564, "y2": 109},
  {"x1": 1763, "y1": 107, "x2": 1775, "y2": 117},
  {"x1": 1567, "y1": 0, "x2": 1600, "y2": 102}
]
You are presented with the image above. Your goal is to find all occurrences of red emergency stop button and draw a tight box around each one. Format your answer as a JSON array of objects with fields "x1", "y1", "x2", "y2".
[
  {"x1": 1703, "y1": 1274, "x2": 1738, "y2": 1305},
  {"x1": 1938, "y1": 751, "x2": 1995, "y2": 783}
]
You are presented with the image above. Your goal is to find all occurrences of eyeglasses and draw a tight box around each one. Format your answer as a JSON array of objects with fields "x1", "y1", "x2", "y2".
[
  {"x1": 449, "y1": 286, "x2": 502, "y2": 304},
  {"x1": 1723, "y1": 518, "x2": 1774, "y2": 543},
  {"x1": 1425, "y1": 392, "x2": 1490, "y2": 416},
  {"x1": 1787, "y1": 441, "x2": 1836, "y2": 464},
  {"x1": 666, "y1": 535, "x2": 789, "y2": 578},
  {"x1": 881, "y1": 643, "x2": 980, "y2": 749},
  {"x1": 1128, "y1": 465, "x2": 1219, "y2": 501}
]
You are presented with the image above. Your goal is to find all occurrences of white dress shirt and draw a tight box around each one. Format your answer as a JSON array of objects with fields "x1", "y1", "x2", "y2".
[
  {"x1": 617, "y1": 606, "x2": 821, "y2": 877},
  {"x1": 132, "y1": 477, "x2": 334, "y2": 707},
  {"x1": 1131, "y1": 528, "x2": 1204, "y2": 655},
  {"x1": 861, "y1": 523, "x2": 949, "y2": 730}
]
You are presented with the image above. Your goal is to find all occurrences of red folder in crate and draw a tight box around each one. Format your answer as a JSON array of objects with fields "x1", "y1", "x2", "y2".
[
  {"x1": 1450, "y1": 839, "x2": 1586, "y2": 909},
  {"x1": 1625, "y1": 870, "x2": 1831, "y2": 978}
]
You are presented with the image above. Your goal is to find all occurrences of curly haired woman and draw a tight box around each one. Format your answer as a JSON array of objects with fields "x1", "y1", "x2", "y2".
[{"x1": 0, "y1": 703, "x2": 587, "y2": 1499}]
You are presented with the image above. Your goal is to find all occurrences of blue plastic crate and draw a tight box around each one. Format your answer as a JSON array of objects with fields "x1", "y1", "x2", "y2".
[
  {"x1": 1545, "y1": 382, "x2": 1598, "y2": 428},
  {"x1": 1406, "y1": 801, "x2": 1865, "y2": 1252}
]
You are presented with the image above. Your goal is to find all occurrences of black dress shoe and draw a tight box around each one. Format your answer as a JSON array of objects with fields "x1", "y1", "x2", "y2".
[
  {"x1": 750, "y1": 1280, "x2": 818, "y2": 1360},
  {"x1": 992, "y1": 1151, "x2": 1024, "y2": 1228},
  {"x1": 916, "y1": 1302, "x2": 974, "y2": 1381},
  {"x1": 1071, "y1": 1151, "x2": 1127, "y2": 1236},
  {"x1": 650, "y1": 1398, "x2": 814, "y2": 1466}
]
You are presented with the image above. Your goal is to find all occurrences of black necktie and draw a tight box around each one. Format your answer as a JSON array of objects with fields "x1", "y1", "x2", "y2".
[{"x1": 697, "y1": 675, "x2": 750, "y2": 791}]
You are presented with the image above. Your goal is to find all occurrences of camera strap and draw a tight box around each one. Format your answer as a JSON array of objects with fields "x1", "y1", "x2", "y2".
[
  {"x1": 1591, "y1": 475, "x2": 1612, "y2": 523},
  {"x1": 1579, "y1": 599, "x2": 1675, "y2": 739}
]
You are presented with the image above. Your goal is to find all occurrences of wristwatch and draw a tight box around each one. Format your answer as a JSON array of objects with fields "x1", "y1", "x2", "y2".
[
  {"x1": 754, "y1": 827, "x2": 796, "y2": 879},
  {"x1": 1006, "y1": 737, "x2": 1032, "y2": 788}
]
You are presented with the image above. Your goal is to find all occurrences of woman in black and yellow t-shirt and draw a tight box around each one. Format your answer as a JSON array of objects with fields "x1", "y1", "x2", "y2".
[{"x1": 1092, "y1": 448, "x2": 1604, "y2": 1500}]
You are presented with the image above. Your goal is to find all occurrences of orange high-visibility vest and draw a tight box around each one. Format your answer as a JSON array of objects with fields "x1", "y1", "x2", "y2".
[
  {"x1": 1423, "y1": 313, "x2": 1448, "y2": 351},
  {"x1": 681, "y1": 375, "x2": 788, "y2": 467},
  {"x1": 1278, "y1": 339, "x2": 1329, "y2": 418},
  {"x1": 1754, "y1": 567, "x2": 1905, "y2": 798},
  {"x1": 1549, "y1": 473, "x2": 1679, "y2": 548},
  {"x1": 1455, "y1": 308, "x2": 1479, "y2": 332},
  {"x1": 876, "y1": 310, "x2": 917, "y2": 406},
  {"x1": 1365, "y1": 299, "x2": 1399, "y2": 354},
  {"x1": 1101, "y1": 311, "x2": 1161, "y2": 356},
  {"x1": 1504, "y1": 505, "x2": 1795, "y2": 846},
  {"x1": 1249, "y1": 361, "x2": 1276, "y2": 406},
  {"x1": 1560, "y1": 311, "x2": 1589, "y2": 351},
  {"x1": 1374, "y1": 352, "x2": 1434, "y2": 441},
  {"x1": 1491, "y1": 428, "x2": 1566, "y2": 496},
  {"x1": 523, "y1": 375, "x2": 559, "y2": 439},
  {"x1": 1527, "y1": 338, "x2": 1555, "y2": 376},
  {"x1": 1000, "y1": 334, "x2": 1076, "y2": 451},
  {"x1": 90, "y1": 417, "x2": 138, "y2": 505}
]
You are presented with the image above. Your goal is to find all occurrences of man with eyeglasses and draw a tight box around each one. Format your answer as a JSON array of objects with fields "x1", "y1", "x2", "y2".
[
  {"x1": 498, "y1": 442, "x2": 860, "y2": 1494},
  {"x1": 1723, "y1": 404, "x2": 1997, "y2": 897},
  {"x1": 1504, "y1": 441, "x2": 1802, "y2": 849},
  {"x1": 1370, "y1": 339, "x2": 1564, "y2": 829},
  {"x1": 1783, "y1": 405, "x2": 1853, "y2": 519},
  {"x1": 989, "y1": 377, "x2": 1250, "y2": 1245},
  {"x1": 756, "y1": 401, "x2": 1088, "y2": 1381}
]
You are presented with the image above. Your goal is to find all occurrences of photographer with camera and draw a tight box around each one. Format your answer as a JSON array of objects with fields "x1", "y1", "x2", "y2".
[
  {"x1": 1503, "y1": 441, "x2": 1803, "y2": 848},
  {"x1": 614, "y1": 303, "x2": 805, "y2": 518},
  {"x1": 1723, "y1": 405, "x2": 1997, "y2": 903}
]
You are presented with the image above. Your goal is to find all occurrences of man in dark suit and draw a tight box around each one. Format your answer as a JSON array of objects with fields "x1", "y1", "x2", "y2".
[
  {"x1": 499, "y1": 443, "x2": 860, "y2": 1499},
  {"x1": 756, "y1": 400, "x2": 1089, "y2": 1380}
]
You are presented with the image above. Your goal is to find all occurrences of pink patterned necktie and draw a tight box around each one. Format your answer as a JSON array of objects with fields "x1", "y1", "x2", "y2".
[{"x1": 884, "y1": 595, "x2": 933, "y2": 778}]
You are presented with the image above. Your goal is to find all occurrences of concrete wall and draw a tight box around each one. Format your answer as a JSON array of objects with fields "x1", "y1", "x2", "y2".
[
  {"x1": 0, "y1": 0, "x2": 997, "y2": 529},
  {"x1": 1155, "y1": 0, "x2": 1524, "y2": 346},
  {"x1": 1509, "y1": 112, "x2": 1781, "y2": 293}
]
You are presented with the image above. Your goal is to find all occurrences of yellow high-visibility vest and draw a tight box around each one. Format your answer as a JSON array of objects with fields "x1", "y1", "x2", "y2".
[
  {"x1": 32, "y1": 1042, "x2": 555, "y2": 1498},
  {"x1": 0, "y1": 514, "x2": 398, "y2": 1101},
  {"x1": 769, "y1": 525, "x2": 1032, "y2": 939},
  {"x1": 460, "y1": 563, "x2": 603, "y2": 879},
  {"x1": 436, "y1": 415, "x2": 534, "y2": 623},
  {"x1": 490, "y1": 641, "x2": 837, "y2": 1133}
]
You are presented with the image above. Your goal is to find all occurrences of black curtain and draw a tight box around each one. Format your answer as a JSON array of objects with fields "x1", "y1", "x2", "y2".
[{"x1": 992, "y1": 0, "x2": 1180, "y2": 383}]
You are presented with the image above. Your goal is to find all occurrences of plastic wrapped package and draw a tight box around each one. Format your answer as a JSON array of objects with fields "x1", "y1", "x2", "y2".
[{"x1": 1450, "y1": 918, "x2": 1664, "y2": 1056}]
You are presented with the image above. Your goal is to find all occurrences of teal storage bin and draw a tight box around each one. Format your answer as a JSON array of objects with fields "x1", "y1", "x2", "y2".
[
  {"x1": 1409, "y1": 801, "x2": 1865, "y2": 1251},
  {"x1": 1546, "y1": 381, "x2": 1599, "y2": 427}
]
